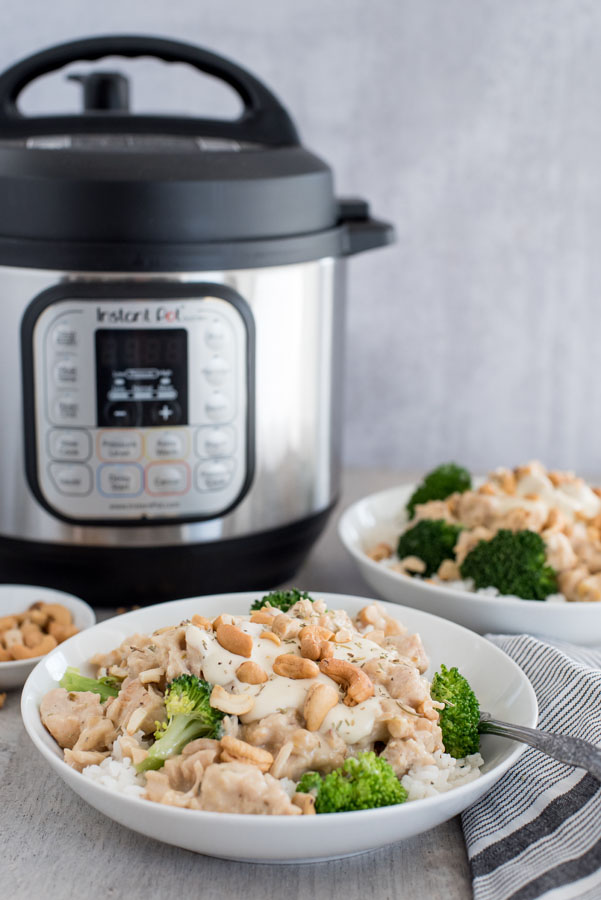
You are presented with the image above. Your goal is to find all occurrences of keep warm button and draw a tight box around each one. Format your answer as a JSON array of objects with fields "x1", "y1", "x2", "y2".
[
  {"x1": 147, "y1": 463, "x2": 190, "y2": 496},
  {"x1": 98, "y1": 464, "x2": 143, "y2": 497}
]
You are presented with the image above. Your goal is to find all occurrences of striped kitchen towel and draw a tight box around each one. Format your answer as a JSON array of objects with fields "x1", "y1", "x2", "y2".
[{"x1": 461, "y1": 634, "x2": 601, "y2": 900}]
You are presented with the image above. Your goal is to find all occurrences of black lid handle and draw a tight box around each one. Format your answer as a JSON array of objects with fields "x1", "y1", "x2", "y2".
[{"x1": 0, "y1": 35, "x2": 300, "y2": 145}]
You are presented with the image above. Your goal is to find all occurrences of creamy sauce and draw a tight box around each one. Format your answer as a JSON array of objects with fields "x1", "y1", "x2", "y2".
[
  {"x1": 185, "y1": 620, "x2": 407, "y2": 745},
  {"x1": 487, "y1": 472, "x2": 601, "y2": 522}
]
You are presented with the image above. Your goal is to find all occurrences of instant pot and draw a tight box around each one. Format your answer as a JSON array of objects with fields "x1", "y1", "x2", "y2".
[{"x1": 0, "y1": 35, "x2": 393, "y2": 604}]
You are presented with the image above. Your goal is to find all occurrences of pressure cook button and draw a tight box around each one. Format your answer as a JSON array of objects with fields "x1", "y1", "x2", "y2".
[
  {"x1": 205, "y1": 318, "x2": 226, "y2": 350},
  {"x1": 196, "y1": 458, "x2": 234, "y2": 492},
  {"x1": 52, "y1": 322, "x2": 78, "y2": 348},
  {"x1": 54, "y1": 357, "x2": 78, "y2": 385},
  {"x1": 147, "y1": 463, "x2": 189, "y2": 495},
  {"x1": 205, "y1": 392, "x2": 231, "y2": 422},
  {"x1": 150, "y1": 401, "x2": 182, "y2": 425},
  {"x1": 48, "y1": 429, "x2": 92, "y2": 462},
  {"x1": 53, "y1": 394, "x2": 80, "y2": 422},
  {"x1": 196, "y1": 426, "x2": 235, "y2": 458},
  {"x1": 203, "y1": 355, "x2": 230, "y2": 386},
  {"x1": 98, "y1": 464, "x2": 143, "y2": 497},
  {"x1": 49, "y1": 463, "x2": 92, "y2": 496},
  {"x1": 146, "y1": 430, "x2": 185, "y2": 459},
  {"x1": 98, "y1": 431, "x2": 142, "y2": 461}
]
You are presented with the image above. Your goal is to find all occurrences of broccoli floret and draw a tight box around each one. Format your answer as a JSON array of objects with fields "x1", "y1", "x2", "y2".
[
  {"x1": 59, "y1": 666, "x2": 120, "y2": 702},
  {"x1": 296, "y1": 752, "x2": 407, "y2": 813},
  {"x1": 136, "y1": 675, "x2": 224, "y2": 773},
  {"x1": 431, "y1": 665, "x2": 480, "y2": 759},
  {"x1": 406, "y1": 463, "x2": 471, "y2": 519},
  {"x1": 459, "y1": 528, "x2": 558, "y2": 600},
  {"x1": 250, "y1": 589, "x2": 314, "y2": 613},
  {"x1": 397, "y1": 519, "x2": 462, "y2": 577}
]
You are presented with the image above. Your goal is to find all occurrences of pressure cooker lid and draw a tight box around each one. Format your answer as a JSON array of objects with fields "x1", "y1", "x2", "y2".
[{"x1": 0, "y1": 36, "x2": 394, "y2": 270}]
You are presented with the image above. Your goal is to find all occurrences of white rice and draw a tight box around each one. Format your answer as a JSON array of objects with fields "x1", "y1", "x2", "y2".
[
  {"x1": 401, "y1": 751, "x2": 484, "y2": 801},
  {"x1": 82, "y1": 745, "x2": 484, "y2": 806},
  {"x1": 382, "y1": 558, "x2": 567, "y2": 603}
]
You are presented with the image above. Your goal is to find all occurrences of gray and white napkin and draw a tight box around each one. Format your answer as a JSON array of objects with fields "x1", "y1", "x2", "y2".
[{"x1": 462, "y1": 634, "x2": 601, "y2": 900}]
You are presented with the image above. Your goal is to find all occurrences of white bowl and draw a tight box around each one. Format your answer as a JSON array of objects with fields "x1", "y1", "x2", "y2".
[
  {"x1": 339, "y1": 483, "x2": 601, "y2": 645},
  {"x1": 21, "y1": 591, "x2": 536, "y2": 862},
  {"x1": 0, "y1": 585, "x2": 95, "y2": 690}
]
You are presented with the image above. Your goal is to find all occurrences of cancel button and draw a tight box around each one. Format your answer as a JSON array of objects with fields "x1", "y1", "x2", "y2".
[{"x1": 147, "y1": 463, "x2": 189, "y2": 495}]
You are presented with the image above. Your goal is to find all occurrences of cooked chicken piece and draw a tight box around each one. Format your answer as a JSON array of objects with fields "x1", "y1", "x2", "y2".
[
  {"x1": 437, "y1": 559, "x2": 461, "y2": 581},
  {"x1": 73, "y1": 716, "x2": 116, "y2": 752},
  {"x1": 144, "y1": 770, "x2": 172, "y2": 804},
  {"x1": 64, "y1": 749, "x2": 110, "y2": 772},
  {"x1": 412, "y1": 500, "x2": 457, "y2": 525},
  {"x1": 544, "y1": 532, "x2": 578, "y2": 573},
  {"x1": 558, "y1": 566, "x2": 591, "y2": 602},
  {"x1": 40, "y1": 688, "x2": 105, "y2": 749},
  {"x1": 362, "y1": 658, "x2": 430, "y2": 713},
  {"x1": 123, "y1": 635, "x2": 168, "y2": 679},
  {"x1": 241, "y1": 710, "x2": 302, "y2": 754},
  {"x1": 198, "y1": 762, "x2": 302, "y2": 815},
  {"x1": 454, "y1": 492, "x2": 500, "y2": 529},
  {"x1": 181, "y1": 737, "x2": 221, "y2": 766},
  {"x1": 571, "y1": 531, "x2": 601, "y2": 574},
  {"x1": 382, "y1": 633, "x2": 429, "y2": 673},
  {"x1": 573, "y1": 573, "x2": 601, "y2": 603},
  {"x1": 454, "y1": 527, "x2": 494, "y2": 566},
  {"x1": 497, "y1": 504, "x2": 548, "y2": 533},
  {"x1": 382, "y1": 719, "x2": 444, "y2": 776},
  {"x1": 117, "y1": 734, "x2": 149, "y2": 767},
  {"x1": 89, "y1": 634, "x2": 146, "y2": 669},
  {"x1": 105, "y1": 677, "x2": 165, "y2": 735},
  {"x1": 152, "y1": 625, "x2": 191, "y2": 682}
]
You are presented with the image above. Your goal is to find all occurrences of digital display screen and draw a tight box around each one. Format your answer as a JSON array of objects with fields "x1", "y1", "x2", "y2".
[{"x1": 95, "y1": 329, "x2": 188, "y2": 428}]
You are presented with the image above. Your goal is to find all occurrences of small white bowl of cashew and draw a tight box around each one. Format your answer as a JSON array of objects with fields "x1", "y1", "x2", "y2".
[{"x1": 0, "y1": 585, "x2": 95, "y2": 691}]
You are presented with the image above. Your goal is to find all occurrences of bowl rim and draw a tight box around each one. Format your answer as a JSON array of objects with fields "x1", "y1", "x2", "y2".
[
  {"x1": 338, "y1": 483, "x2": 599, "y2": 613},
  {"x1": 0, "y1": 584, "x2": 96, "y2": 670},
  {"x1": 21, "y1": 589, "x2": 538, "y2": 824}
]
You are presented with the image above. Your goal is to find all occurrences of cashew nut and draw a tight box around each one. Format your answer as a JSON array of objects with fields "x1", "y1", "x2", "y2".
[
  {"x1": 303, "y1": 682, "x2": 339, "y2": 731},
  {"x1": 220, "y1": 735, "x2": 273, "y2": 772},
  {"x1": 210, "y1": 685, "x2": 255, "y2": 716},
  {"x1": 47, "y1": 622, "x2": 80, "y2": 643},
  {"x1": 259, "y1": 630, "x2": 281, "y2": 646},
  {"x1": 236, "y1": 661, "x2": 268, "y2": 684},
  {"x1": 190, "y1": 614, "x2": 213, "y2": 630},
  {"x1": 215, "y1": 623, "x2": 253, "y2": 658},
  {"x1": 21, "y1": 622, "x2": 44, "y2": 648},
  {"x1": 249, "y1": 610, "x2": 275, "y2": 626},
  {"x1": 10, "y1": 634, "x2": 57, "y2": 659},
  {"x1": 0, "y1": 616, "x2": 17, "y2": 633},
  {"x1": 319, "y1": 657, "x2": 374, "y2": 706},
  {"x1": 271, "y1": 614, "x2": 303, "y2": 640},
  {"x1": 272, "y1": 654, "x2": 319, "y2": 680},
  {"x1": 40, "y1": 603, "x2": 72, "y2": 626},
  {"x1": 299, "y1": 626, "x2": 334, "y2": 661},
  {"x1": 139, "y1": 667, "x2": 164, "y2": 684},
  {"x1": 292, "y1": 792, "x2": 316, "y2": 815},
  {"x1": 333, "y1": 628, "x2": 352, "y2": 643}
]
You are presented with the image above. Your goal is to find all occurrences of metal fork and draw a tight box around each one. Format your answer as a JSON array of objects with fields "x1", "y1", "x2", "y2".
[{"x1": 479, "y1": 711, "x2": 601, "y2": 781}]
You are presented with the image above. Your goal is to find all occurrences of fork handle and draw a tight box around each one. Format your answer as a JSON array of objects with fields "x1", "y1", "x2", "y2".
[{"x1": 479, "y1": 715, "x2": 601, "y2": 781}]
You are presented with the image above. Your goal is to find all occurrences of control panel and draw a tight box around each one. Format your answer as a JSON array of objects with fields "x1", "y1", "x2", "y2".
[{"x1": 25, "y1": 285, "x2": 254, "y2": 524}]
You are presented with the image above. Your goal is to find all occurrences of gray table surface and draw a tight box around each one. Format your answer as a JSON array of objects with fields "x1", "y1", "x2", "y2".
[{"x1": 1, "y1": 469, "x2": 472, "y2": 900}]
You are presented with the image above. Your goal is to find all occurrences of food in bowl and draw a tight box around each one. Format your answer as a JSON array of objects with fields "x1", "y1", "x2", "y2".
[
  {"x1": 39, "y1": 590, "x2": 483, "y2": 815},
  {"x1": 367, "y1": 461, "x2": 601, "y2": 603},
  {"x1": 0, "y1": 601, "x2": 79, "y2": 661}
]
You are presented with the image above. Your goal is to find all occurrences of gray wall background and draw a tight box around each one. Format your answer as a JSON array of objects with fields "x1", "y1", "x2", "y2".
[{"x1": 3, "y1": 0, "x2": 601, "y2": 474}]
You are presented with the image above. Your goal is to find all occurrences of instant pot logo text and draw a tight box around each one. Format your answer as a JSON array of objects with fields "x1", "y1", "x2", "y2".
[{"x1": 96, "y1": 305, "x2": 183, "y2": 324}]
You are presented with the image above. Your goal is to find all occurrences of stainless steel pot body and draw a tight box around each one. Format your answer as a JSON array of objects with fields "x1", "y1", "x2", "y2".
[{"x1": 0, "y1": 257, "x2": 345, "y2": 550}]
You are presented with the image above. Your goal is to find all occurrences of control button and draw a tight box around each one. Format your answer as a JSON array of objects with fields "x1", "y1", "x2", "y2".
[
  {"x1": 52, "y1": 322, "x2": 78, "y2": 348},
  {"x1": 196, "y1": 458, "x2": 234, "y2": 492},
  {"x1": 196, "y1": 426, "x2": 235, "y2": 458},
  {"x1": 150, "y1": 401, "x2": 182, "y2": 425},
  {"x1": 147, "y1": 463, "x2": 189, "y2": 495},
  {"x1": 146, "y1": 430, "x2": 186, "y2": 460},
  {"x1": 49, "y1": 463, "x2": 92, "y2": 496},
  {"x1": 205, "y1": 318, "x2": 227, "y2": 350},
  {"x1": 205, "y1": 391, "x2": 231, "y2": 423},
  {"x1": 98, "y1": 431, "x2": 142, "y2": 461},
  {"x1": 104, "y1": 402, "x2": 139, "y2": 428},
  {"x1": 53, "y1": 393, "x2": 80, "y2": 423},
  {"x1": 54, "y1": 357, "x2": 78, "y2": 385},
  {"x1": 98, "y1": 464, "x2": 143, "y2": 497},
  {"x1": 203, "y1": 355, "x2": 229, "y2": 386},
  {"x1": 48, "y1": 429, "x2": 92, "y2": 462}
]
